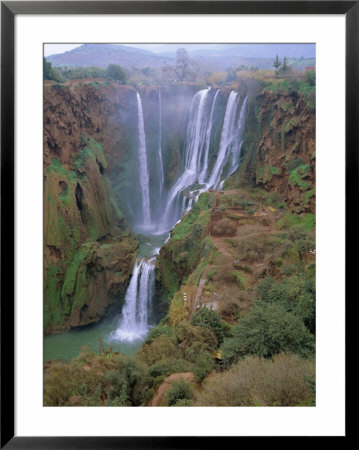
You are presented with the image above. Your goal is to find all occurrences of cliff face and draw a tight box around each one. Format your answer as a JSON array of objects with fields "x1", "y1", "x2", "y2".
[
  {"x1": 235, "y1": 89, "x2": 315, "y2": 213},
  {"x1": 44, "y1": 83, "x2": 139, "y2": 334}
]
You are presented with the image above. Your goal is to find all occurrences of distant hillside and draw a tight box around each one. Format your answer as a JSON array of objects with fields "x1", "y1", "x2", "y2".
[
  {"x1": 47, "y1": 43, "x2": 315, "y2": 73},
  {"x1": 47, "y1": 44, "x2": 174, "y2": 69}
]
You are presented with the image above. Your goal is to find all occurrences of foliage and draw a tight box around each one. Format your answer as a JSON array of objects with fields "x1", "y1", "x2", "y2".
[
  {"x1": 220, "y1": 302, "x2": 314, "y2": 368},
  {"x1": 197, "y1": 353, "x2": 315, "y2": 406},
  {"x1": 44, "y1": 58, "x2": 64, "y2": 82},
  {"x1": 257, "y1": 272, "x2": 315, "y2": 333},
  {"x1": 277, "y1": 211, "x2": 315, "y2": 231},
  {"x1": 104, "y1": 355, "x2": 153, "y2": 406},
  {"x1": 44, "y1": 351, "x2": 154, "y2": 406},
  {"x1": 166, "y1": 379, "x2": 193, "y2": 406},
  {"x1": 272, "y1": 54, "x2": 282, "y2": 74},
  {"x1": 190, "y1": 307, "x2": 229, "y2": 345},
  {"x1": 105, "y1": 64, "x2": 126, "y2": 83}
]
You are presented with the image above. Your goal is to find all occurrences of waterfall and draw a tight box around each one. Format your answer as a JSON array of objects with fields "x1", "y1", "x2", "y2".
[
  {"x1": 229, "y1": 96, "x2": 248, "y2": 175},
  {"x1": 198, "y1": 89, "x2": 220, "y2": 183},
  {"x1": 112, "y1": 258, "x2": 155, "y2": 342},
  {"x1": 136, "y1": 92, "x2": 151, "y2": 225},
  {"x1": 161, "y1": 87, "x2": 211, "y2": 229},
  {"x1": 206, "y1": 90, "x2": 239, "y2": 189},
  {"x1": 157, "y1": 90, "x2": 164, "y2": 199},
  {"x1": 114, "y1": 87, "x2": 247, "y2": 343}
]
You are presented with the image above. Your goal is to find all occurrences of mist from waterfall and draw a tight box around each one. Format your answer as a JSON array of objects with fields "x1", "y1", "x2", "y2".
[{"x1": 113, "y1": 87, "x2": 247, "y2": 343}]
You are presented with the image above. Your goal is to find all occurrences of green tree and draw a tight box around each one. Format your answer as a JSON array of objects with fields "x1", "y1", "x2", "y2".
[
  {"x1": 43, "y1": 58, "x2": 64, "y2": 82},
  {"x1": 220, "y1": 302, "x2": 314, "y2": 368},
  {"x1": 273, "y1": 54, "x2": 282, "y2": 75},
  {"x1": 190, "y1": 307, "x2": 229, "y2": 345},
  {"x1": 105, "y1": 64, "x2": 126, "y2": 83},
  {"x1": 279, "y1": 56, "x2": 290, "y2": 74},
  {"x1": 43, "y1": 58, "x2": 53, "y2": 80},
  {"x1": 166, "y1": 378, "x2": 193, "y2": 406},
  {"x1": 258, "y1": 274, "x2": 315, "y2": 333}
]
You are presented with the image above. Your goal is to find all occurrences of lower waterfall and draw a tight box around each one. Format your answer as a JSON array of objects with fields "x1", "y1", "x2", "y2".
[{"x1": 112, "y1": 257, "x2": 156, "y2": 342}]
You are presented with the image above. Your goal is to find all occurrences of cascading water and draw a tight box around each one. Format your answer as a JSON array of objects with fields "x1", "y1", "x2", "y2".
[
  {"x1": 198, "y1": 88, "x2": 221, "y2": 184},
  {"x1": 157, "y1": 90, "x2": 164, "y2": 200},
  {"x1": 229, "y1": 96, "x2": 248, "y2": 175},
  {"x1": 136, "y1": 92, "x2": 151, "y2": 226},
  {"x1": 113, "y1": 86, "x2": 247, "y2": 344},
  {"x1": 112, "y1": 257, "x2": 156, "y2": 342},
  {"x1": 206, "y1": 91, "x2": 239, "y2": 188}
]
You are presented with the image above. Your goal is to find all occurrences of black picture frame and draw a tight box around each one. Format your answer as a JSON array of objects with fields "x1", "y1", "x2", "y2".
[{"x1": 1, "y1": 1, "x2": 355, "y2": 447}]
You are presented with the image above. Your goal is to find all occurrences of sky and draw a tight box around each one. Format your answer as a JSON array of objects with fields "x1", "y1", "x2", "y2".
[
  {"x1": 44, "y1": 44, "x2": 225, "y2": 56},
  {"x1": 44, "y1": 43, "x2": 315, "y2": 58}
]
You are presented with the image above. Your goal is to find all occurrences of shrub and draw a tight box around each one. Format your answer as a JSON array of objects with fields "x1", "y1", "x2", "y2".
[
  {"x1": 136, "y1": 334, "x2": 180, "y2": 366},
  {"x1": 166, "y1": 379, "x2": 193, "y2": 406},
  {"x1": 192, "y1": 351, "x2": 215, "y2": 382},
  {"x1": 220, "y1": 302, "x2": 314, "y2": 368},
  {"x1": 258, "y1": 274, "x2": 315, "y2": 333},
  {"x1": 197, "y1": 353, "x2": 315, "y2": 406},
  {"x1": 105, "y1": 355, "x2": 153, "y2": 406},
  {"x1": 212, "y1": 219, "x2": 237, "y2": 236},
  {"x1": 190, "y1": 307, "x2": 229, "y2": 345}
]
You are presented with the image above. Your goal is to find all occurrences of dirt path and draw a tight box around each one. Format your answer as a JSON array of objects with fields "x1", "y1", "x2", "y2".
[
  {"x1": 193, "y1": 265, "x2": 215, "y2": 312},
  {"x1": 149, "y1": 372, "x2": 194, "y2": 406},
  {"x1": 209, "y1": 233, "x2": 235, "y2": 261}
]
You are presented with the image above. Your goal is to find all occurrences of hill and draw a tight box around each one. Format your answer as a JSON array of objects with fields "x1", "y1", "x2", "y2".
[{"x1": 47, "y1": 43, "x2": 173, "y2": 69}]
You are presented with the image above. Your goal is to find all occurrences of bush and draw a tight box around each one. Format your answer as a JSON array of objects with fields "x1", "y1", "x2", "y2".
[
  {"x1": 220, "y1": 302, "x2": 314, "y2": 368},
  {"x1": 166, "y1": 379, "x2": 193, "y2": 406},
  {"x1": 197, "y1": 353, "x2": 315, "y2": 406},
  {"x1": 192, "y1": 351, "x2": 215, "y2": 382},
  {"x1": 258, "y1": 274, "x2": 315, "y2": 333},
  {"x1": 105, "y1": 355, "x2": 153, "y2": 406},
  {"x1": 190, "y1": 308, "x2": 229, "y2": 345},
  {"x1": 212, "y1": 219, "x2": 237, "y2": 236}
]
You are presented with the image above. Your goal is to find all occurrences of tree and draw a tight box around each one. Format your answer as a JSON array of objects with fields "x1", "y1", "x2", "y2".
[
  {"x1": 175, "y1": 48, "x2": 190, "y2": 82},
  {"x1": 43, "y1": 58, "x2": 53, "y2": 80},
  {"x1": 279, "y1": 56, "x2": 292, "y2": 75},
  {"x1": 43, "y1": 58, "x2": 64, "y2": 82},
  {"x1": 272, "y1": 54, "x2": 282, "y2": 75},
  {"x1": 166, "y1": 379, "x2": 193, "y2": 406},
  {"x1": 220, "y1": 302, "x2": 314, "y2": 368},
  {"x1": 163, "y1": 48, "x2": 196, "y2": 82},
  {"x1": 105, "y1": 64, "x2": 126, "y2": 83},
  {"x1": 190, "y1": 307, "x2": 229, "y2": 345}
]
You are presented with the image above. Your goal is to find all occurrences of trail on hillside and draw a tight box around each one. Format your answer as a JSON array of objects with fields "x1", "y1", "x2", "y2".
[{"x1": 149, "y1": 372, "x2": 195, "y2": 406}]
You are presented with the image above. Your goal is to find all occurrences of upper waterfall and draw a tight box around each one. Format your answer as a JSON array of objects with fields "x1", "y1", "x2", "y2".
[
  {"x1": 136, "y1": 92, "x2": 151, "y2": 226},
  {"x1": 157, "y1": 90, "x2": 164, "y2": 200}
]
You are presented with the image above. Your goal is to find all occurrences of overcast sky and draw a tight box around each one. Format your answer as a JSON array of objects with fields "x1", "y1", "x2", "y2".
[
  {"x1": 43, "y1": 44, "x2": 224, "y2": 56},
  {"x1": 44, "y1": 43, "x2": 315, "y2": 58}
]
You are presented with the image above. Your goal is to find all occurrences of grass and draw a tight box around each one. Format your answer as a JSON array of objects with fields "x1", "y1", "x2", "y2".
[{"x1": 277, "y1": 211, "x2": 315, "y2": 231}]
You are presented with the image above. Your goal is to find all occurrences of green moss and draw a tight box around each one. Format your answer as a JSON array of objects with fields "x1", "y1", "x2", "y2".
[
  {"x1": 73, "y1": 136, "x2": 107, "y2": 173},
  {"x1": 44, "y1": 264, "x2": 64, "y2": 329},
  {"x1": 277, "y1": 211, "x2": 315, "y2": 231},
  {"x1": 256, "y1": 165, "x2": 282, "y2": 184},
  {"x1": 231, "y1": 271, "x2": 246, "y2": 289},
  {"x1": 289, "y1": 164, "x2": 311, "y2": 190}
]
